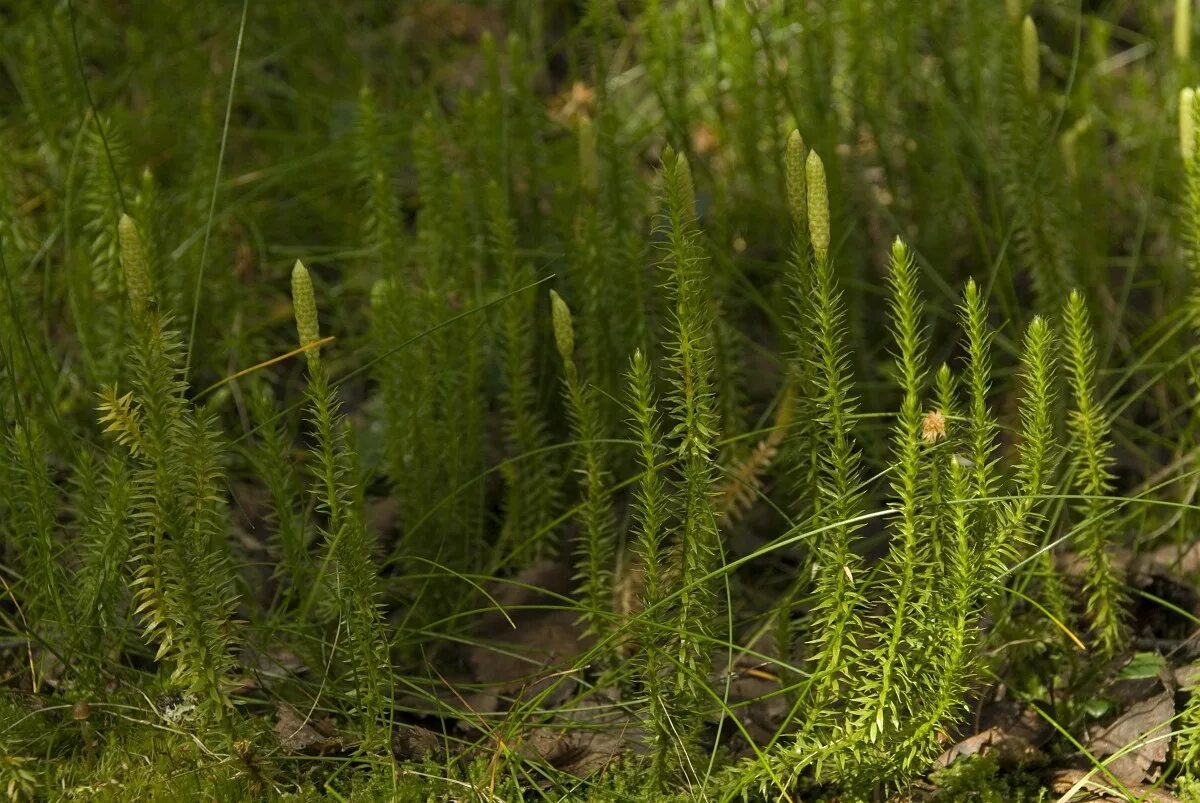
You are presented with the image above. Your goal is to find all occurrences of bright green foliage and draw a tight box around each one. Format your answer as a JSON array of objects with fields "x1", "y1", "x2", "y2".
[
  {"x1": 625, "y1": 347, "x2": 674, "y2": 786},
  {"x1": 960, "y1": 279, "x2": 1002, "y2": 570},
  {"x1": 1012, "y1": 318, "x2": 1059, "y2": 554},
  {"x1": 858, "y1": 237, "x2": 930, "y2": 750},
  {"x1": 735, "y1": 235, "x2": 1067, "y2": 796},
  {"x1": 1062, "y1": 290, "x2": 1127, "y2": 658},
  {"x1": 788, "y1": 147, "x2": 865, "y2": 744},
  {"x1": 1012, "y1": 317, "x2": 1070, "y2": 634},
  {"x1": 657, "y1": 149, "x2": 722, "y2": 759},
  {"x1": 4, "y1": 2, "x2": 1199, "y2": 799},
  {"x1": 780, "y1": 130, "x2": 819, "y2": 531}
]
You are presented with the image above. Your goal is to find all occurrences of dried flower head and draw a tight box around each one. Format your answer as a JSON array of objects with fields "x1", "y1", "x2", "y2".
[{"x1": 921, "y1": 410, "x2": 947, "y2": 443}]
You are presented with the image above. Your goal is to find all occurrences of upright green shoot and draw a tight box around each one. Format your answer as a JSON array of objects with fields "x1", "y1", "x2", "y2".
[
  {"x1": 657, "y1": 147, "x2": 722, "y2": 769},
  {"x1": 292, "y1": 261, "x2": 391, "y2": 749},
  {"x1": 550, "y1": 289, "x2": 617, "y2": 639},
  {"x1": 1062, "y1": 290, "x2": 1127, "y2": 657}
]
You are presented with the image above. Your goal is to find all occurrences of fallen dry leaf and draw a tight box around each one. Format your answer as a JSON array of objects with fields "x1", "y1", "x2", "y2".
[
  {"x1": 936, "y1": 725, "x2": 1046, "y2": 769},
  {"x1": 1049, "y1": 768, "x2": 1182, "y2": 802},
  {"x1": 1175, "y1": 660, "x2": 1200, "y2": 690},
  {"x1": 936, "y1": 702, "x2": 1049, "y2": 769},
  {"x1": 515, "y1": 698, "x2": 644, "y2": 778},
  {"x1": 391, "y1": 723, "x2": 444, "y2": 762},
  {"x1": 465, "y1": 561, "x2": 594, "y2": 711},
  {"x1": 1083, "y1": 690, "x2": 1174, "y2": 785},
  {"x1": 274, "y1": 703, "x2": 342, "y2": 755}
]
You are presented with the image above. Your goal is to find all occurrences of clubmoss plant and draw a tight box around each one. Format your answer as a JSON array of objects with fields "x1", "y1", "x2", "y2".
[
  {"x1": 857, "y1": 237, "x2": 931, "y2": 753},
  {"x1": 292, "y1": 260, "x2": 391, "y2": 749},
  {"x1": 74, "y1": 118, "x2": 131, "y2": 382},
  {"x1": 790, "y1": 147, "x2": 866, "y2": 744},
  {"x1": 98, "y1": 212, "x2": 239, "y2": 724},
  {"x1": 1001, "y1": 13, "x2": 1076, "y2": 314},
  {"x1": 960, "y1": 279, "x2": 1002, "y2": 569},
  {"x1": 777, "y1": 131, "x2": 819, "y2": 656},
  {"x1": 68, "y1": 451, "x2": 133, "y2": 692},
  {"x1": 656, "y1": 147, "x2": 722, "y2": 770},
  {"x1": 1182, "y1": 86, "x2": 1200, "y2": 299},
  {"x1": 488, "y1": 179, "x2": 560, "y2": 564},
  {"x1": 2, "y1": 2, "x2": 1195, "y2": 798},
  {"x1": 245, "y1": 383, "x2": 308, "y2": 606},
  {"x1": 6, "y1": 422, "x2": 69, "y2": 679},
  {"x1": 1010, "y1": 317, "x2": 1071, "y2": 637},
  {"x1": 625, "y1": 346, "x2": 674, "y2": 786},
  {"x1": 551, "y1": 289, "x2": 617, "y2": 639},
  {"x1": 1062, "y1": 289, "x2": 1127, "y2": 657}
]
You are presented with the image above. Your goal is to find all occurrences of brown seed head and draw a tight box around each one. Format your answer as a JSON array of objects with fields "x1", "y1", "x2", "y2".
[{"x1": 921, "y1": 410, "x2": 947, "y2": 443}]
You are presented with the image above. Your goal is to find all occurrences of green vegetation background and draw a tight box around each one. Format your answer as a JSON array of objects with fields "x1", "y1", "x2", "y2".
[{"x1": 3, "y1": 0, "x2": 1200, "y2": 800}]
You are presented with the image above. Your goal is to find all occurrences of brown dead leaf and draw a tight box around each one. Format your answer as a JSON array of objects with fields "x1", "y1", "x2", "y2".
[
  {"x1": 391, "y1": 723, "x2": 443, "y2": 762},
  {"x1": 1134, "y1": 540, "x2": 1200, "y2": 578},
  {"x1": 936, "y1": 725, "x2": 1046, "y2": 768},
  {"x1": 518, "y1": 726, "x2": 627, "y2": 777},
  {"x1": 1175, "y1": 660, "x2": 1200, "y2": 690},
  {"x1": 515, "y1": 701, "x2": 643, "y2": 778},
  {"x1": 1049, "y1": 768, "x2": 1183, "y2": 802},
  {"x1": 465, "y1": 561, "x2": 593, "y2": 711},
  {"x1": 1083, "y1": 690, "x2": 1174, "y2": 785},
  {"x1": 274, "y1": 703, "x2": 341, "y2": 755},
  {"x1": 936, "y1": 699, "x2": 1052, "y2": 770}
]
